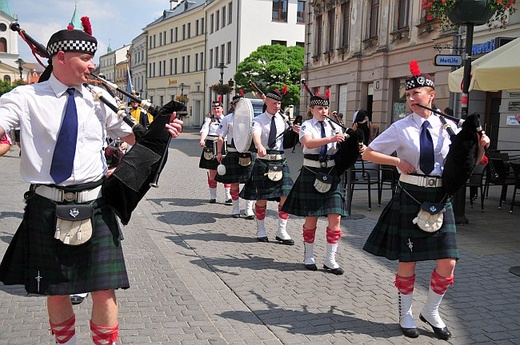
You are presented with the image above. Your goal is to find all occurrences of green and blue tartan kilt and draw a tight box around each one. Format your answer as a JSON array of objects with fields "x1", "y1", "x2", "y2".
[
  {"x1": 215, "y1": 151, "x2": 254, "y2": 184},
  {"x1": 0, "y1": 193, "x2": 129, "y2": 295},
  {"x1": 282, "y1": 166, "x2": 347, "y2": 217},
  {"x1": 239, "y1": 157, "x2": 293, "y2": 201},
  {"x1": 198, "y1": 137, "x2": 219, "y2": 170},
  {"x1": 363, "y1": 182, "x2": 459, "y2": 262}
]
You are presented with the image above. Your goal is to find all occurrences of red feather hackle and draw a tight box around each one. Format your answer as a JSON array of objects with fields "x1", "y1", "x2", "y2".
[
  {"x1": 409, "y1": 60, "x2": 421, "y2": 77},
  {"x1": 81, "y1": 16, "x2": 92, "y2": 35},
  {"x1": 239, "y1": 89, "x2": 244, "y2": 96},
  {"x1": 282, "y1": 84, "x2": 288, "y2": 96},
  {"x1": 218, "y1": 95, "x2": 222, "y2": 103},
  {"x1": 325, "y1": 89, "x2": 331, "y2": 99}
]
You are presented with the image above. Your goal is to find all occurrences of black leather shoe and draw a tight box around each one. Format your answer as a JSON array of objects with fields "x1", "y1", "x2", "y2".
[
  {"x1": 400, "y1": 326, "x2": 420, "y2": 338},
  {"x1": 231, "y1": 214, "x2": 240, "y2": 218},
  {"x1": 225, "y1": 198, "x2": 232, "y2": 204},
  {"x1": 275, "y1": 236, "x2": 294, "y2": 245},
  {"x1": 257, "y1": 236, "x2": 269, "y2": 242},
  {"x1": 419, "y1": 314, "x2": 451, "y2": 340},
  {"x1": 323, "y1": 265, "x2": 344, "y2": 275},
  {"x1": 305, "y1": 264, "x2": 318, "y2": 271},
  {"x1": 209, "y1": 199, "x2": 216, "y2": 203},
  {"x1": 70, "y1": 293, "x2": 87, "y2": 305}
]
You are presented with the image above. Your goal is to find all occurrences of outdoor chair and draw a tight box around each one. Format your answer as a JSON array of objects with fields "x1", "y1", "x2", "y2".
[
  {"x1": 509, "y1": 162, "x2": 520, "y2": 213},
  {"x1": 347, "y1": 160, "x2": 380, "y2": 211},
  {"x1": 467, "y1": 161, "x2": 488, "y2": 212}
]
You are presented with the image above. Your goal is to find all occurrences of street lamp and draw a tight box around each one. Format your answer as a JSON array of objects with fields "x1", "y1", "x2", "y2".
[
  {"x1": 16, "y1": 58, "x2": 24, "y2": 80},
  {"x1": 180, "y1": 82, "x2": 185, "y2": 98},
  {"x1": 216, "y1": 62, "x2": 227, "y2": 85}
]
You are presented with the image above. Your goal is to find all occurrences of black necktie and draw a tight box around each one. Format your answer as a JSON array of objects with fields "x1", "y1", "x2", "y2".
[
  {"x1": 267, "y1": 115, "x2": 277, "y2": 148},
  {"x1": 419, "y1": 120, "x2": 434, "y2": 175},
  {"x1": 50, "y1": 88, "x2": 78, "y2": 184},
  {"x1": 319, "y1": 121, "x2": 327, "y2": 160}
]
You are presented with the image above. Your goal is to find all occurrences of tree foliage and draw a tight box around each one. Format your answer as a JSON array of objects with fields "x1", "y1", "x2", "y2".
[
  {"x1": 0, "y1": 80, "x2": 25, "y2": 96},
  {"x1": 233, "y1": 44, "x2": 304, "y2": 108}
]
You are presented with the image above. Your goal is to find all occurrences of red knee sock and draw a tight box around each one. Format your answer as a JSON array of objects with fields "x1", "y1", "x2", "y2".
[
  {"x1": 230, "y1": 188, "x2": 240, "y2": 201},
  {"x1": 430, "y1": 270, "x2": 454, "y2": 294},
  {"x1": 90, "y1": 321, "x2": 119, "y2": 345},
  {"x1": 255, "y1": 204, "x2": 266, "y2": 220},
  {"x1": 395, "y1": 274, "x2": 415, "y2": 294},
  {"x1": 302, "y1": 227, "x2": 316, "y2": 243},
  {"x1": 50, "y1": 314, "x2": 75, "y2": 344},
  {"x1": 278, "y1": 204, "x2": 289, "y2": 220},
  {"x1": 326, "y1": 227, "x2": 342, "y2": 244},
  {"x1": 208, "y1": 179, "x2": 217, "y2": 188}
]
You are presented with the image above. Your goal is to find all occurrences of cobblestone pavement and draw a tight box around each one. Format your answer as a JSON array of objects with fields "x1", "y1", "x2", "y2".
[{"x1": 1, "y1": 128, "x2": 519, "y2": 344}]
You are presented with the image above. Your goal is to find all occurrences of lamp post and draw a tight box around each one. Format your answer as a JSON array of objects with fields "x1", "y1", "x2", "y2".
[
  {"x1": 179, "y1": 82, "x2": 185, "y2": 103},
  {"x1": 16, "y1": 58, "x2": 24, "y2": 80},
  {"x1": 217, "y1": 62, "x2": 227, "y2": 86}
]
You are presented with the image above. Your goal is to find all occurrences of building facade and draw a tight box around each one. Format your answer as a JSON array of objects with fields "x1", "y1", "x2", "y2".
[
  {"x1": 135, "y1": 0, "x2": 306, "y2": 127},
  {"x1": 304, "y1": 0, "x2": 520, "y2": 150}
]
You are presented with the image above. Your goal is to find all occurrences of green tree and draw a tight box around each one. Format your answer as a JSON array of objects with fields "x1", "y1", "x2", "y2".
[
  {"x1": 0, "y1": 80, "x2": 25, "y2": 96},
  {"x1": 234, "y1": 44, "x2": 304, "y2": 108}
]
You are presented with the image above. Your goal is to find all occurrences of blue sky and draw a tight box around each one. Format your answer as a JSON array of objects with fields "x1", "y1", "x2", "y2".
[{"x1": 9, "y1": 0, "x2": 171, "y2": 67}]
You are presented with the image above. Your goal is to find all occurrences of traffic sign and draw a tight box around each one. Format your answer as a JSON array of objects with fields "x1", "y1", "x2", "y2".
[{"x1": 434, "y1": 54, "x2": 463, "y2": 67}]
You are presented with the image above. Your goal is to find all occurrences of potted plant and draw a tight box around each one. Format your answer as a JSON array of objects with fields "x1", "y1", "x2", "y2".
[
  {"x1": 211, "y1": 82, "x2": 233, "y2": 95},
  {"x1": 422, "y1": 0, "x2": 517, "y2": 29}
]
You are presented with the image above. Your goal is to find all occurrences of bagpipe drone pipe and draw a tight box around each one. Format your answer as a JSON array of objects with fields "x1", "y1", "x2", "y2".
[
  {"x1": 11, "y1": 20, "x2": 185, "y2": 224},
  {"x1": 416, "y1": 104, "x2": 497, "y2": 196},
  {"x1": 300, "y1": 79, "x2": 360, "y2": 174}
]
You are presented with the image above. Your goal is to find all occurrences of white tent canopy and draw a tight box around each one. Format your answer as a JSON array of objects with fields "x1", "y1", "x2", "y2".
[{"x1": 448, "y1": 38, "x2": 520, "y2": 93}]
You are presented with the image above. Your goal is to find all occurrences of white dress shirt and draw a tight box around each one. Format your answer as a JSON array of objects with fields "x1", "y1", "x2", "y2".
[{"x1": 0, "y1": 74, "x2": 132, "y2": 185}]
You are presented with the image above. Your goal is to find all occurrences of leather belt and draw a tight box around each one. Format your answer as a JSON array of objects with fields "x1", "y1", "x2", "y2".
[
  {"x1": 303, "y1": 158, "x2": 336, "y2": 168},
  {"x1": 259, "y1": 153, "x2": 284, "y2": 161},
  {"x1": 34, "y1": 185, "x2": 102, "y2": 203},
  {"x1": 399, "y1": 174, "x2": 442, "y2": 188}
]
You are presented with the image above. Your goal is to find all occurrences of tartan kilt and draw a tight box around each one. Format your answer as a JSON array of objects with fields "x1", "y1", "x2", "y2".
[
  {"x1": 215, "y1": 152, "x2": 254, "y2": 184},
  {"x1": 363, "y1": 182, "x2": 459, "y2": 262},
  {"x1": 239, "y1": 157, "x2": 293, "y2": 201},
  {"x1": 198, "y1": 137, "x2": 219, "y2": 170},
  {"x1": 0, "y1": 193, "x2": 129, "y2": 295},
  {"x1": 282, "y1": 166, "x2": 347, "y2": 217}
]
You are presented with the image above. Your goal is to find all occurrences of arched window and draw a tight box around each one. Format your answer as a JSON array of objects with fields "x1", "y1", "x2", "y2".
[
  {"x1": 0, "y1": 38, "x2": 7, "y2": 52},
  {"x1": 4, "y1": 75, "x2": 11, "y2": 83}
]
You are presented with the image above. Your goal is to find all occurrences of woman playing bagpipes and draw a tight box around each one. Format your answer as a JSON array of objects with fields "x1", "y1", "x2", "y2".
[
  {"x1": 361, "y1": 61, "x2": 490, "y2": 340},
  {"x1": 282, "y1": 87, "x2": 363, "y2": 275}
]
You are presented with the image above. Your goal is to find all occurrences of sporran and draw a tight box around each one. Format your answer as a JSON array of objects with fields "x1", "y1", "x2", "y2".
[
  {"x1": 54, "y1": 204, "x2": 93, "y2": 245},
  {"x1": 266, "y1": 162, "x2": 283, "y2": 181},
  {"x1": 313, "y1": 171, "x2": 333, "y2": 193},
  {"x1": 412, "y1": 201, "x2": 446, "y2": 233}
]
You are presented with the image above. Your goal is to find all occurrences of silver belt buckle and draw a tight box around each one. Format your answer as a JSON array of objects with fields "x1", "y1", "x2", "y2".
[
  {"x1": 63, "y1": 191, "x2": 76, "y2": 202},
  {"x1": 426, "y1": 177, "x2": 437, "y2": 187},
  {"x1": 320, "y1": 161, "x2": 327, "y2": 168}
]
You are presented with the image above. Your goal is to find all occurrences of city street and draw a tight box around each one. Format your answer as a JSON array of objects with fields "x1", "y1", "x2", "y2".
[{"x1": 1, "y1": 128, "x2": 519, "y2": 345}]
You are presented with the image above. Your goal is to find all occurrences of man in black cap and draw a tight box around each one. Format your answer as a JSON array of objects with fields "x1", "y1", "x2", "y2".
[
  {"x1": 216, "y1": 93, "x2": 255, "y2": 218},
  {"x1": 0, "y1": 22, "x2": 183, "y2": 345},
  {"x1": 240, "y1": 88, "x2": 299, "y2": 244}
]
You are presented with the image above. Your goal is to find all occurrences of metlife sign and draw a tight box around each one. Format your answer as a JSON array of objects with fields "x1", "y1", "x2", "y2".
[{"x1": 434, "y1": 54, "x2": 463, "y2": 67}]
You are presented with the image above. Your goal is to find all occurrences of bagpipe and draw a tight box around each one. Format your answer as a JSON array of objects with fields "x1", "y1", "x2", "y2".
[
  {"x1": 11, "y1": 21, "x2": 186, "y2": 224},
  {"x1": 301, "y1": 79, "x2": 360, "y2": 174},
  {"x1": 248, "y1": 81, "x2": 303, "y2": 150},
  {"x1": 415, "y1": 104, "x2": 497, "y2": 196}
]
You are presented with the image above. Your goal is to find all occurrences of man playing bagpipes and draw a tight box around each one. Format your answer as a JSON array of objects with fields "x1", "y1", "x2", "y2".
[
  {"x1": 362, "y1": 60, "x2": 490, "y2": 340},
  {"x1": 215, "y1": 92, "x2": 255, "y2": 219},
  {"x1": 239, "y1": 86, "x2": 300, "y2": 245},
  {"x1": 0, "y1": 19, "x2": 183, "y2": 345}
]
